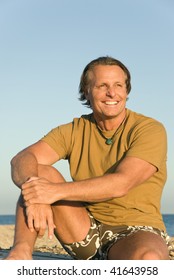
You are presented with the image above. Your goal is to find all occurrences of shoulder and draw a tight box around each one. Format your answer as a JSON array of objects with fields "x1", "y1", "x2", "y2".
[
  {"x1": 126, "y1": 109, "x2": 166, "y2": 133},
  {"x1": 50, "y1": 113, "x2": 93, "y2": 132},
  {"x1": 72, "y1": 113, "x2": 94, "y2": 126},
  {"x1": 63, "y1": 113, "x2": 94, "y2": 134}
]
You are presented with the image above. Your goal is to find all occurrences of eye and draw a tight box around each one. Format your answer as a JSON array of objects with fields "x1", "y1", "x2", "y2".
[
  {"x1": 99, "y1": 84, "x2": 106, "y2": 88},
  {"x1": 96, "y1": 84, "x2": 107, "y2": 90},
  {"x1": 116, "y1": 83, "x2": 122, "y2": 87}
]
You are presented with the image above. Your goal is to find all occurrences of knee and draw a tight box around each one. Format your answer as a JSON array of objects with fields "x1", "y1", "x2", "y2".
[
  {"x1": 38, "y1": 164, "x2": 66, "y2": 183},
  {"x1": 133, "y1": 247, "x2": 169, "y2": 260}
]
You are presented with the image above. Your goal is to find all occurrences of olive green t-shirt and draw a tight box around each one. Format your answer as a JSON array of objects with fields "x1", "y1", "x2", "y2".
[{"x1": 41, "y1": 109, "x2": 167, "y2": 231}]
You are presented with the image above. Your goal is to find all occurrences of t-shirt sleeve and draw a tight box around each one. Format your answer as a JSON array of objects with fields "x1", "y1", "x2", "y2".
[
  {"x1": 125, "y1": 120, "x2": 167, "y2": 170},
  {"x1": 41, "y1": 122, "x2": 73, "y2": 160}
]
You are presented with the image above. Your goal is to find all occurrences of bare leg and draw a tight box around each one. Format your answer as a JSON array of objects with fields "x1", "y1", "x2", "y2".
[
  {"x1": 4, "y1": 196, "x2": 37, "y2": 260},
  {"x1": 108, "y1": 230, "x2": 169, "y2": 260},
  {"x1": 38, "y1": 164, "x2": 90, "y2": 244},
  {"x1": 5, "y1": 164, "x2": 90, "y2": 259},
  {"x1": 52, "y1": 201, "x2": 90, "y2": 244}
]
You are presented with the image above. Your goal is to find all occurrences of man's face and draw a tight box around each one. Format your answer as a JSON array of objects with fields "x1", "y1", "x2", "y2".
[{"x1": 85, "y1": 65, "x2": 128, "y2": 121}]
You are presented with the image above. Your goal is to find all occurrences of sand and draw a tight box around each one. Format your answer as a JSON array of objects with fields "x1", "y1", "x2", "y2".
[{"x1": 0, "y1": 225, "x2": 68, "y2": 258}]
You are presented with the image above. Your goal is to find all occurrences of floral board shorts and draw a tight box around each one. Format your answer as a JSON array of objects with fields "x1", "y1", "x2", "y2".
[{"x1": 62, "y1": 212, "x2": 171, "y2": 260}]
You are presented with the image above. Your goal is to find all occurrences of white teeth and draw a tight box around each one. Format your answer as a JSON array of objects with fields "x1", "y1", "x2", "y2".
[{"x1": 105, "y1": 101, "x2": 118, "y2": 105}]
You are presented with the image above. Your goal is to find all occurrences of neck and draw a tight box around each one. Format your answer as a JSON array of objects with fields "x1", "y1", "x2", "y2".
[{"x1": 94, "y1": 109, "x2": 126, "y2": 131}]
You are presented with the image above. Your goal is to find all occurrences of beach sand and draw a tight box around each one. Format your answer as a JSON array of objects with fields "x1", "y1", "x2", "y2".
[
  {"x1": 0, "y1": 225, "x2": 70, "y2": 259},
  {"x1": 1, "y1": 225, "x2": 174, "y2": 260}
]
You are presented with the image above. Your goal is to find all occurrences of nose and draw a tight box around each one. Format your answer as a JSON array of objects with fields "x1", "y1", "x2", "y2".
[{"x1": 106, "y1": 85, "x2": 116, "y2": 97}]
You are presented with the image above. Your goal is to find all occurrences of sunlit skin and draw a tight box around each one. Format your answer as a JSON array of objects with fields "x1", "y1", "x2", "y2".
[{"x1": 85, "y1": 65, "x2": 128, "y2": 131}]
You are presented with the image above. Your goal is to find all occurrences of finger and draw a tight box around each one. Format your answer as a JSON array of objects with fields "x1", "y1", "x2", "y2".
[
  {"x1": 25, "y1": 199, "x2": 37, "y2": 207},
  {"x1": 32, "y1": 211, "x2": 44, "y2": 236},
  {"x1": 27, "y1": 213, "x2": 34, "y2": 232},
  {"x1": 22, "y1": 191, "x2": 35, "y2": 206},
  {"x1": 36, "y1": 222, "x2": 47, "y2": 238},
  {"x1": 22, "y1": 189, "x2": 32, "y2": 199},
  {"x1": 47, "y1": 213, "x2": 56, "y2": 240},
  {"x1": 24, "y1": 196, "x2": 43, "y2": 207},
  {"x1": 22, "y1": 188, "x2": 40, "y2": 205},
  {"x1": 26, "y1": 177, "x2": 39, "y2": 182},
  {"x1": 21, "y1": 178, "x2": 39, "y2": 190},
  {"x1": 34, "y1": 222, "x2": 44, "y2": 238},
  {"x1": 21, "y1": 182, "x2": 33, "y2": 191},
  {"x1": 34, "y1": 212, "x2": 47, "y2": 238}
]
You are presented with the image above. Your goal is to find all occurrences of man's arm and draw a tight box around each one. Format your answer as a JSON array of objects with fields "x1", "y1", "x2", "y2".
[
  {"x1": 10, "y1": 140, "x2": 61, "y2": 237},
  {"x1": 11, "y1": 140, "x2": 60, "y2": 188},
  {"x1": 21, "y1": 156, "x2": 157, "y2": 206}
]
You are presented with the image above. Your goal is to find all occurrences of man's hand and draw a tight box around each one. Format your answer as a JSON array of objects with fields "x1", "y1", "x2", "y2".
[
  {"x1": 25, "y1": 203, "x2": 55, "y2": 239},
  {"x1": 22, "y1": 177, "x2": 58, "y2": 239},
  {"x1": 21, "y1": 177, "x2": 59, "y2": 206}
]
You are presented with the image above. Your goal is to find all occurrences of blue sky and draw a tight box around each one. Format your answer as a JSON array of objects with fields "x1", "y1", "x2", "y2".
[{"x1": 1, "y1": 0, "x2": 174, "y2": 214}]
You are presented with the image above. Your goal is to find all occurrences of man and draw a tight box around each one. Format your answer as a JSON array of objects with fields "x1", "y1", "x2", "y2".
[{"x1": 6, "y1": 56, "x2": 169, "y2": 260}]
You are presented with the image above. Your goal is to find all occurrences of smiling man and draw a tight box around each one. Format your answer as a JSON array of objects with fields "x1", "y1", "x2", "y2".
[{"x1": 5, "y1": 56, "x2": 170, "y2": 260}]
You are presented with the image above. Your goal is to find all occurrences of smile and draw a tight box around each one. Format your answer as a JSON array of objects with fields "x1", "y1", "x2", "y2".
[{"x1": 104, "y1": 101, "x2": 118, "y2": 105}]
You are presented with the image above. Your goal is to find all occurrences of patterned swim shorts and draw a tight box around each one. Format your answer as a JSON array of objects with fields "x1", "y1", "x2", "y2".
[{"x1": 61, "y1": 212, "x2": 170, "y2": 260}]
